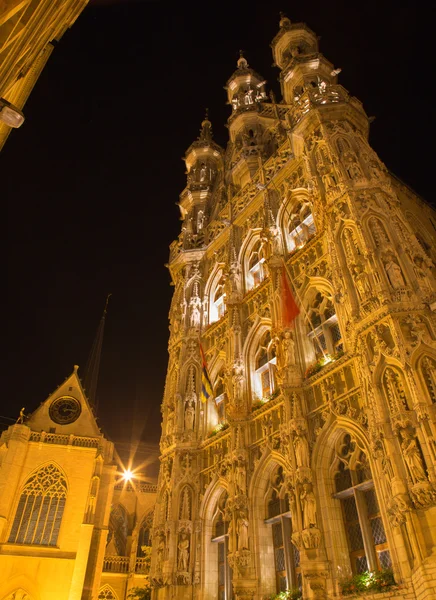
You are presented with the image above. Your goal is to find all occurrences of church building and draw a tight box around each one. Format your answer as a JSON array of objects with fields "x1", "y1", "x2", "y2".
[{"x1": 152, "y1": 14, "x2": 436, "y2": 600}]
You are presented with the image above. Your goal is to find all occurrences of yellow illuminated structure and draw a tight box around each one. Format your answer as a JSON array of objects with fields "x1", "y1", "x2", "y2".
[
  {"x1": 152, "y1": 15, "x2": 436, "y2": 600},
  {"x1": 0, "y1": 367, "x2": 157, "y2": 600},
  {"x1": 0, "y1": 0, "x2": 89, "y2": 150}
]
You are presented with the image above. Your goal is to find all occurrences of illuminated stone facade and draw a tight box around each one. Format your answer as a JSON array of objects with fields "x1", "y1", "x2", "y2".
[
  {"x1": 152, "y1": 16, "x2": 436, "y2": 600},
  {"x1": 0, "y1": 368, "x2": 157, "y2": 600},
  {"x1": 0, "y1": 0, "x2": 89, "y2": 149}
]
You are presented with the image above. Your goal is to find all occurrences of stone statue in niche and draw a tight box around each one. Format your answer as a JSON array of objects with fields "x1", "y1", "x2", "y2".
[
  {"x1": 353, "y1": 263, "x2": 372, "y2": 300},
  {"x1": 385, "y1": 259, "x2": 406, "y2": 290},
  {"x1": 229, "y1": 261, "x2": 241, "y2": 296},
  {"x1": 300, "y1": 483, "x2": 317, "y2": 528},
  {"x1": 199, "y1": 163, "x2": 207, "y2": 182},
  {"x1": 180, "y1": 488, "x2": 191, "y2": 520},
  {"x1": 293, "y1": 428, "x2": 310, "y2": 468},
  {"x1": 235, "y1": 461, "x2": 247, "y2": 495},
  {"x1": 156, "y1": 536, "x2": 165, "y2": 572},
  {"x1": 189, "y1": 301, "x2": 201, "y2": 328},
  {"x1": 178, "y1": 533, "x2": 190, "y2": 571},
  {"x1": 232, "y1": 359, "x2": 245, "y2": 408},
  {"x1": 197, "y1": 210, "x2": 205, "y2": 232},
  {"x1": 184, "y1": 400, "x2": 195, "y2": 431},
  {"x1": 401, "y1": 432, "x2": 427, "y2": 484},
  {"x1": 322, "y1": 168, "x2": 337, "y2": 190},
  {"x1": 344, "y1": 153, "x2": 362, "y2": 180},
  {"x1": 236, "y1": 512, "x2": 249, "y2": 550},
  {"x1": 280, "y1": 329, "x2": 296, "y2": 367},
  {"x1": 244, "y1": 86, "x2": 254, "y2": 105},
  {"x1": 166, "y1": 410, "x2": 175, "y2": 436}
]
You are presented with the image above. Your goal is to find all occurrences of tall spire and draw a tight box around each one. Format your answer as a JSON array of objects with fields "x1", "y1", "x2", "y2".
[{"x1": 83, "y1": 294, "x2": 111, "y2": 412}]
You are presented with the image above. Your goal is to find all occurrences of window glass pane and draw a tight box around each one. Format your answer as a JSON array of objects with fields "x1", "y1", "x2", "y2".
[
  {"x1": 343, "y1": 496, "x2": 359, "y2": 522},
  {"x1": 293, "y1": 543, "x2": 300, "y2": 568},
  {"x1": 275, "y1": 547, "x2": 285, "y2": 572},
  {"x1": 378, "y1": 550, "x2": 392, "y2": 570},
  {"x1": 356, "y1": 555, "x2": 368, "y2": 574},
  {"x1": 347, "y1": 522, "x2": 365, "y2": 552},
  {"x1": 370, "y1": 517, "x2": 387, "y2": 546},
  {"x1": 261, "y1": 370, "x2": 271, "y2": 396},
  {"x1": 278, "y1": 574, "x2": 287, "y2": 592},
  {"x1": 268, "y1": 495, "x2": 281, "y2": 519},
  {"x1": 364, "y1": 489, "x2": 379, "y2": 516},
  {"x1": 272, "y1": 522, "x2": 283, "y2": 547},
  {"x1": 335, "y1": 464, "x2": 352, "y2": 492}
]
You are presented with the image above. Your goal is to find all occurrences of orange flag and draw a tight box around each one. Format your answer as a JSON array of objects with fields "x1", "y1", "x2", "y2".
[{"x1": 281, "y1": 266, "x2": 300, "y2": 327}]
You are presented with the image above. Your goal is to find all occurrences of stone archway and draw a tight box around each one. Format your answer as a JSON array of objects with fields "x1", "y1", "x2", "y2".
[{"x1": 3, "y1": 591, "x2": 33, "y2": 600}]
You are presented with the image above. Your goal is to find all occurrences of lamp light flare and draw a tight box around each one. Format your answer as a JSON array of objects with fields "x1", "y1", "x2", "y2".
[{"x1": 123, "y1": 469, "x2": 134, "y2": 481}]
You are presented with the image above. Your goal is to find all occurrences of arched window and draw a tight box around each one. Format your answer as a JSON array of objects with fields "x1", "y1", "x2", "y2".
[
  {"x1": 215, "y1": 372, "x2": 227, "y2": 424},
  {"x1": 306, "y1": 291, "x2": 342, "y2": 358},
  {"x1": 210, "y1": 276, "x2": 227, "y2": 323},
  {"x1": 288, "y1": 202, "x2": 316, "y2": 253},
  {"x1": 137, "y1": 512, "x2": 153, "y2": 557},
  {"x1": 247, "y1": 240, "x2": 266, "y2": 290},
  {"x1": 98, "y1": 586, "x2": 117, "y2": 600},
  {"x1": 331, "y1": 433, "x2": 391, "y2": 574},
  {"x1": 107, "y1": 504, "x2": 128, "y2": 556},
  {"x1": 211, "y1": 491, "x2": 230, "y2": 600},
  {"x1": 265, "y1": 465, "x2": 301, "y2": 594},
  {"x1": 255, "y1": 331, "x2": 277, "y2": 399},
  {"x1": 8, "y1": 463, "x2": 67, "y2": 546},
  {"x1": 420, "y1": 356, "x2": 436, "y2": 404}
]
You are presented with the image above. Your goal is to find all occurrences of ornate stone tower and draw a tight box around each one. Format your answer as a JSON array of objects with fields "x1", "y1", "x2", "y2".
[{"x1": 152, "y1": 15, "x2": 436, "y2": 600}]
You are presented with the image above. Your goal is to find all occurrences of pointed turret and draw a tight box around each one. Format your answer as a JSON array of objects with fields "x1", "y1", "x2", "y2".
[
  {"x1": 271, "y1": 14, "x2": 338, "y2": 104},
  {"x1": 178, "y1": 112, "x2": 224, "y2": 246},
  {"x1": 225, "y1": 51, "x2": 267, "y2": 119}
]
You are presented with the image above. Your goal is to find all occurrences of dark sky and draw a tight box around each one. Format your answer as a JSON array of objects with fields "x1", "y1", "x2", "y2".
[{"x1": 4, "y1": 1, "x2": 433, "y2": 452}]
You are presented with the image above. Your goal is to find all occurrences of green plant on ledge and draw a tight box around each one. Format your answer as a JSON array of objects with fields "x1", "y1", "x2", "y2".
[
  {"x1": 207, "y1": 422, "x2": 229, "y2": 437},
  {"x1": 304, "y1": 350, "x2": 345, "y2": 379},
  {"x1": 264, "y1": 588, "x2": 302, "y2": 600},
  {"x1": 340, "y1": 569, "x2": 396, "y2": 596}
]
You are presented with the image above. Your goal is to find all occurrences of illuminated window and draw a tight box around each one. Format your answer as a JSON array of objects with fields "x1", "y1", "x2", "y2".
[
  {"x1": 211, "y1": 491, "x2": 231, "y2": 600},
  {"x1": 288, "y1": 203, "x2": 316, "y2": 253},
  {"x1": 306, "y1": 292, "x2": 342, "y2": 358},
  {"x1": 255, "y1": 331, "x2": 277, "y2": 399},
  {"x1": 8, "y1": 463, "x2": 67, "y2": 546},
  {"x1": 210, "y1": 275, "x2": 227, "y2": 324},
  {"x1": 247, "y1": 240, "x2": 265, "y2": 290},
  {"x1": 332, "y1": 434, "x2": 391, "y2": 574},
  {"x1": 265, "y1": 466, "x2": 301, "y2": 594}
]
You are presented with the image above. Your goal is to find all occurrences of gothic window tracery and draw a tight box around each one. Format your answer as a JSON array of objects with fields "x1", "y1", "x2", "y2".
[
  {"x1": 264, "y1": 465, "x2": 301, "y2": 593},
  {"x1": 107, "y1": 504, "x2": 128, "y2": 556},
  {"x1": 8, "y1": 463, "x2": 67, "y2": 546},
  {"x1": 255, "y1": 331, "x2": 277, "y2": 399},
  {"x1": 247, "y1": 240, "x2": 266, "y2": 290},
  {"x1": 287, "y1": 201, "x2": 316, "y2": 253},
  {"x1": 98, "y1": 586, "x2": 117, "y2": 600},
  {"x1": 306, "y1": 291, "x2": 343, "y2": 358},
  {"x1": 331, "y1": 433, "x2": 391, "y2": 574},
  {"x1": 419, "y1": 356, "x2": 436, "y2": 404},
  {"x1": 137, "y1": 512, "x2": 153, "y2": 557},
  {"x1": 382, "y1": 367, "x2": 411, "y2": 414}
]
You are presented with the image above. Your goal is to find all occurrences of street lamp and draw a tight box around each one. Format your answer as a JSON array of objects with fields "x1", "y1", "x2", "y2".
[{"x1": 0, "y1": 98, "x2": 25, "y2": 128}]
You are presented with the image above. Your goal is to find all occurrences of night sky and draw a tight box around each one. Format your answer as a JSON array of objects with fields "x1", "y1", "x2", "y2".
[{"x1": 4, "y1": 1, "x2": 433, "y2": 461}]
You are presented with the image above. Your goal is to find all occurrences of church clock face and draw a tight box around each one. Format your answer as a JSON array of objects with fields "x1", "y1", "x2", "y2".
[{"x1": 49, "y1": 396, "x2": 81, "y2": 424}]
